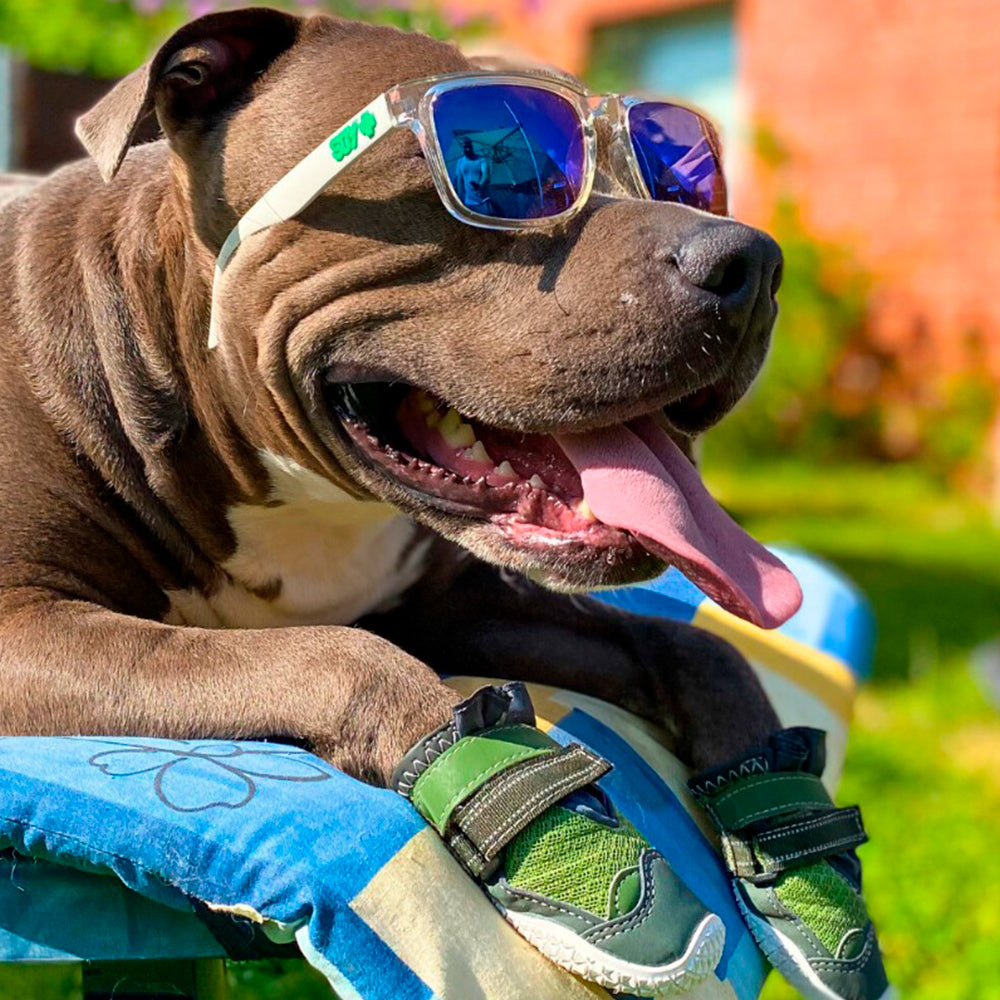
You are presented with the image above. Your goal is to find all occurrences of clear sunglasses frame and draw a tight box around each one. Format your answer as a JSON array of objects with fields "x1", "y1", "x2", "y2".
[{"x1": 209, "y1": 71, "x2": 726, "y2": 348}]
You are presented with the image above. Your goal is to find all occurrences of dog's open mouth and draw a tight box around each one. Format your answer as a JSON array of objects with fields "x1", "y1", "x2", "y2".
[{"x1": 326, "y1": 380, "x2": 802, "y2": 629}]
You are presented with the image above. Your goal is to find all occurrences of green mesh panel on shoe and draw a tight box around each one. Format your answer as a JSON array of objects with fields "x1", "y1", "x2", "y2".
[
  {"x1": 503, "y1": 805, "x2": 647, "y2": 918},
  {"x1": 773, "y1": 861, "x2": 869, "y2": 955}
]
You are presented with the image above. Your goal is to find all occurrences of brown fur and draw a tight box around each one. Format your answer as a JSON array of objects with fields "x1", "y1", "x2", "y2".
[{"x1": 0, "y1": 9, "x2": 780, "y2": 784}]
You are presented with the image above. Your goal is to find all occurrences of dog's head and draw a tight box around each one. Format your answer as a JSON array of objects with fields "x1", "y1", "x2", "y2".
[{"x1": 77, "y1": 8, "x2": 800, "y2": 628}]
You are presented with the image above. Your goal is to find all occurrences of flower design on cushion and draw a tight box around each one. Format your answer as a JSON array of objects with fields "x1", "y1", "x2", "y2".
[{"x1": 85, "y1": 739, "x2": 332, "y2": 812}]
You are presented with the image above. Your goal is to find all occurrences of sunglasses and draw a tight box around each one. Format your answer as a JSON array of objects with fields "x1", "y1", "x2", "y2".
[{"x1": 209, "y1": 71, "x2": 727, "y2": 347}]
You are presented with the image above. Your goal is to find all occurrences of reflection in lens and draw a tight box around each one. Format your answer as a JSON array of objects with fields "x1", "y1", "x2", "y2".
[
  {"x1": 627, "y1": 103, "x2": 726, "y2": 214},
  {"x1": 432, "y1": 84, "x2": 585, "y2": 220}
]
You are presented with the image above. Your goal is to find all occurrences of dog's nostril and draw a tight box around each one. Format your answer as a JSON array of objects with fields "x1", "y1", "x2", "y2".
[
  {"x1": 700, "y1": 255, "x2": 747, "y2": 299},
  {"x1": 770, "y1": 256, "x2": 784, "y2": 298},
  {"x1": 675, "y1": 223, "x2": 781, "y2": 306},
  {"x1": 678, "y1": 239, "x2": 758, "y2": 302}
]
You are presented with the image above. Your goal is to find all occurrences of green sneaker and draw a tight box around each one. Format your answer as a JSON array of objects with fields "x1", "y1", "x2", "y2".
[
  {"x1": 689, "y1": 728, "x2": 894, "y2": 1000},
  {"x1": 394, "y1": 684, "x2": 725, "y2": 996}
]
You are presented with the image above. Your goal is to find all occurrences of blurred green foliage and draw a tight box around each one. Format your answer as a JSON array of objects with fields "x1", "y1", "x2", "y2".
[
  {"x1": 708, "y1": 195, "x2": 996, "y2": 486},
  {"x1": 227, "y1": 958, "x2": 334, "y2": 997},
  {"x1": 707, "y1": 197, "x2": 870, "y2": 456},
  {"x1": 0, "y1": 0, "x2": 182, "y2": 77},
  {"x1": 0, "y1": 0, "x2": 484, "y2": 78}
]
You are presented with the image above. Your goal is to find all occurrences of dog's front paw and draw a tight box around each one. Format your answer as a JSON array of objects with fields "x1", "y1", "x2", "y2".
[
  {"x1": 394, "y1": 683, "x2": 725, "y2": 996},
  {"x1": 689, "y1": 728, "x2": 893, "y2": 1000}
]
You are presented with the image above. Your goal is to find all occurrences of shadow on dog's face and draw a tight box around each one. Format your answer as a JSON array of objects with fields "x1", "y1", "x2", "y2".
[{"x1": 85, "y1": 9, "x2": 794, "y2": 622}]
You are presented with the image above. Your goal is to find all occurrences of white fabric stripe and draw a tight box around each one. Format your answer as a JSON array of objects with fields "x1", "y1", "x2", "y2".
[{"x1": 294, "y1": 925, "x2": 366, "y2": 1000}]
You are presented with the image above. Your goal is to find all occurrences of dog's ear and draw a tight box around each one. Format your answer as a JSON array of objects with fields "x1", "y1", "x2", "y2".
[{"x1": 76, "y1": 7, "x2": 301, "y2": 182}]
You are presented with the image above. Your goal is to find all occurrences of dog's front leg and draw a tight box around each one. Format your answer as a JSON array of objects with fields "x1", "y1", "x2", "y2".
[
  {"x1": 0, "y1": 592, "x2": 460, "y2": 785},
  {"x1": 361, "y1": 553, "x2": 779, "y2": 773}
]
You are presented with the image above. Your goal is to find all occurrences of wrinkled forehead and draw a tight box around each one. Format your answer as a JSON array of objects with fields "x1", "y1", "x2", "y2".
[
  {"x1": 248, "y1": 19, "x2": 471, "y2": 136},
  {"x1": 204, "y1": 19, "x2": 472, "y2": 207}
]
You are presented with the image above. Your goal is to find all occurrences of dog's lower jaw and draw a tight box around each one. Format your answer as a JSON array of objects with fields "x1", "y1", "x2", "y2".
[
  {"x1": 409, "y1": 508, "x2": 670, "y2": 594},
  {"x1": 304, "y1": 426, "x2": 672, "y2": 594},
  {"x1": 516, "y1": 550, "x2": 668, "y2": 595}
]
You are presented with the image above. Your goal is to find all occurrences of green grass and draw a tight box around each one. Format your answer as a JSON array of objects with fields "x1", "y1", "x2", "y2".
[
  {"x1": 700, "y1": 453, "x2": 1000, "y2": 1000},
  {"x1": 704, "y1": 456, "x2": 1000, "y2": 681}
]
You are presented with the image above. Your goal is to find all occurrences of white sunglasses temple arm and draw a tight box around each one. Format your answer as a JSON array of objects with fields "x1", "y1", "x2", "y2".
[{"x1": 207, "y1": 93, "x2": 396, "y2": 350}]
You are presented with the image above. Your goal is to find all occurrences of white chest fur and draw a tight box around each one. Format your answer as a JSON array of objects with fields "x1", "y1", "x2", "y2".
[{"x1": 165, "y1": 452, "x2": 429, "y2": 628}]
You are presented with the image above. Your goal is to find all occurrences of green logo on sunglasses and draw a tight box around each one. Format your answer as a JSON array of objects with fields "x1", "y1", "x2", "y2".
[{"x1": 330, "y1": 110, "x2": 378, "y2": 162}]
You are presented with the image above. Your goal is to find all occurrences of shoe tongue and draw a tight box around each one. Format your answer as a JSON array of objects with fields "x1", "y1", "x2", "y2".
[{"x1": 554, "y1": 416, "x2": 802, "y2": 629}]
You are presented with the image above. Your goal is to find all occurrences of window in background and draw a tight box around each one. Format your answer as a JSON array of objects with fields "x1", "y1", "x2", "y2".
[{"x1": 587, "y1": 1, "x2": 743, "y2": 197}]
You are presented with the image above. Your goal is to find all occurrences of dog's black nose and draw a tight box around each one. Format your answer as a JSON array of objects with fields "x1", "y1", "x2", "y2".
[{"x1": 676, "y1": 221, "x2": 783, "y2": 314}]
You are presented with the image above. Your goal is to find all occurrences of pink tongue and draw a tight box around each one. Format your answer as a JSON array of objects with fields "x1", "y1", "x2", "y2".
[{"x1": 555, "y1": 417, "x2": 802, "y2": 628}]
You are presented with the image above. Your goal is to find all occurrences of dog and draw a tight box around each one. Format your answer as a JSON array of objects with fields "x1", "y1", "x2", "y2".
[{"x1": 0, "y1": 7, "x2": 796, "y2": 788}]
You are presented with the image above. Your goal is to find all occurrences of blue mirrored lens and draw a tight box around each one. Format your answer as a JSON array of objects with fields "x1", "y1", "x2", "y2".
[
  {"x1": 432, "y1": 84, "x2": 585, "y2": 220},
  {"x1": 627, "y1": 103, "x2": 725, "y2": 213}
]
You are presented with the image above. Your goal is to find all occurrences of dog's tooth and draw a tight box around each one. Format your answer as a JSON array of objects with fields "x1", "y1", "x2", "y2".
[
  {"x1": 439, "y1": 408, "x2": 476, "y2": 448},
  {"x1": 576, "y1": 499, "x2": 597, "y2": 521},
  {"x1": 425, "y1": 409, "x2": 442, "y2": 428},
  {"x1": 529, "y1": 474, "x2": 547, "y2": 489},
  {"x1": 464, "y1": 440, "x2": 492, "y2": 464},
  {"x1": 439, "y1": 407, "x2": 461, "y2": 434},
  {"x1": 449, "y1": 428, "x2": 477, "y2": 448},
  {"x1": 452, "y1": 424, "x2": 476, "y2": 448},
  {"x1": 415, "y1": 390, "x2": 436, "y2": 414},
  {"x1": 495, "y1": 460, "x2": 517, "y2": 480}
]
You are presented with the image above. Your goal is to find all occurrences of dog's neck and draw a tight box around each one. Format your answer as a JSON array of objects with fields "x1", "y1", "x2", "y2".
[
  {"x1": 11, "y1": 144, "x2": 420, "y2": 624},
  {"x1": 140, "y1": 151, "x2": 427, "y2": 624}
]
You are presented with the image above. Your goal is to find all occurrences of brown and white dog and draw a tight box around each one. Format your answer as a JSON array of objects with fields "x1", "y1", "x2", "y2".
[{"x1": 0, "y1": 8, "x2": 798, "y2": 786}]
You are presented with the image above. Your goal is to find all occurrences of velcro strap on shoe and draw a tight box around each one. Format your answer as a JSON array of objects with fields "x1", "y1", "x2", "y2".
[
  {"x1": 445, "y1": 743, "x2": 611, "y2": 876},
  {"x1": 409, "y1": 724, "x2": 559, "y2": 833},
  {"x1": 723, "y1": 806, "x2": 868, "y2": 883},
  {"x1": 703, "y1": 772, "x2": 833, "y2": 831}
]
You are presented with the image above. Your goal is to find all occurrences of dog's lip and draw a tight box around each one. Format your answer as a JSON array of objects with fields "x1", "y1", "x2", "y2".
[
  {"x1": 319, "y1": 380, "x2": 629, "y2": 542},
  {"x1": 322, "y1": 364, "x2": 714, "y2": 440},
  {"x1": 335, "y1": 408, "x2": 642, "y2": 560},
  {"x1": 663, "y1": 383, "x2": 733, "y2": 434},
  {"x1": 323, "y1": 363, "x2": 399, "y2": 385}
]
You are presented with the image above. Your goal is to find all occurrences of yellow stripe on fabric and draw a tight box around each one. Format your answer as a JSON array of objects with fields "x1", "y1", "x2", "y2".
[
  {"x1": 692, "y1": 603, "x2": 858, "y2": 721},
  {"x1": 351, "y1": 827, "x2": 610, "y2": 1000}
]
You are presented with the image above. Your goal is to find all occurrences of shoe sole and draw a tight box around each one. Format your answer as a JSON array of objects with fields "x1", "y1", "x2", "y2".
[
  {"x1": 736, "y1": 892, "x2": 897, "y2": 1000},
  {"x1": 501, "y1": 907, "x2": 725, "y2": 997}
]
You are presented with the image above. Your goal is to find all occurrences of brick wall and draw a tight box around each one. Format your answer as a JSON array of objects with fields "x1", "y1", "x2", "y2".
[{"x1": 738, "y1": 0, "x2": 1000, "y2": 375}]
